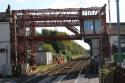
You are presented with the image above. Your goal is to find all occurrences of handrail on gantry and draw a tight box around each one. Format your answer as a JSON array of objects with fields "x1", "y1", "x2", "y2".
[
  {"x1": 12, "y1": 4, "x2": 106, "y2": 16},
  {"x1": 13, "y1": 7, "x2": 102, "y2": 14}
]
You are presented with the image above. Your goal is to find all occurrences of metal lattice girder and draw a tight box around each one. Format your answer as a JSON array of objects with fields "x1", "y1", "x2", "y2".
[
  {"x1": 19, "y1": 35, "x2": 82, "y2": 41},
  {"x1": 13, "y1": 7, "x2": 102, "y2": 14},
  {"x1": 14, "y1": 5, "x2": 106, "y2": 34},
  {"x1": 97, "y1": 4, "x2": 106, "y2": 15},
  {"x1": 17, "y1": 15, "x2": 105, "y2": 21},
  {"x1": 18, "y1": 21, "x2": 80, "y2": 27},
  {"x1": 65, "y1": 23, "x2": 79, "y2": 34},
  {"x1": 16, "y1": 15, "x2": 106, "y2": 27},
  {"x1": 17, "y1": 14, "x2": 79, "y2": 21},
  {"x1": 18, "y1": 34, "x2": 113, "y2": 41},
  {"x1": 13, "y1": 5, "x2": 106, "y2": 21}
]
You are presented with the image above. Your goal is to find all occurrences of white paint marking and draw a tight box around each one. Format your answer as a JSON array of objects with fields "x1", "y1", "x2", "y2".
[{"x1": 74, "y1": 61, "x2": 86, "y2": 83}]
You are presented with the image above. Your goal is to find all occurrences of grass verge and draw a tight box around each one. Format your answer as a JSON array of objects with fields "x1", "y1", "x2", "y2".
[{"x1": 36, "y1": 64, "x2": 57, "y2": 73}]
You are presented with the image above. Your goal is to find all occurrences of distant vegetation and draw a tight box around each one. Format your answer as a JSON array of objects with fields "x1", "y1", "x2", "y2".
[{"x1": 38, "y1": 29, "x2": 85, "y2": 61}]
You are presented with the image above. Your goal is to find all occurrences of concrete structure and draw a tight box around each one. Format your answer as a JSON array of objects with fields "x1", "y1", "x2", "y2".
[
  {"x1": 92, "y1": 39, "x2": 100, "y2": 58},
  {"x1": 84, "y1": 23, "x2": 125, "y2": 64},
  {"x1": 108, "y1": 23, "x2": 125, "y2": 47},
  {"x1": 36, "y1": 52, "x2": 53, "y2": 65},
  {"x1": 107, "y1": 23, "x2": 125, "y2": 63},
  {"x1": 0, "y1": 22, "x2": 11, "y2": 75},
  {"x1": 0, "y1": 9, "x2": 12, "y2": 75}
]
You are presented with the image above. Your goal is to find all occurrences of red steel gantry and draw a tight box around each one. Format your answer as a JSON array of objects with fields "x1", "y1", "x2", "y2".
[{"x1": 10, "y1": 4, "x2": 109, "y2": 75}]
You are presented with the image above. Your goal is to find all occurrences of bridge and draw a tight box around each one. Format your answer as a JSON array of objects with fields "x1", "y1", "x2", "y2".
[{"x1": 0, "y1": 4, "x2": 109, "y2": 76}]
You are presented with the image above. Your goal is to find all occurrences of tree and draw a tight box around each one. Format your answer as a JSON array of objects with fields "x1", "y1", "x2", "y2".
[
  {"x1": 41, "y1": 29, "x2": 50, "y2": 36},
  {"x1": 38, "y1": 29, "x2": 85, "y2": 60},
  {"x1": 42, "y1": 43, "x2": 54, "y2": 52}
]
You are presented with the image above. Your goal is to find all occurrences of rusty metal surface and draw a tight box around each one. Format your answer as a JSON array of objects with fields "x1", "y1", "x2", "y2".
[{"x1": 10, "y1": 4, "x2": 107, "y2": 75}]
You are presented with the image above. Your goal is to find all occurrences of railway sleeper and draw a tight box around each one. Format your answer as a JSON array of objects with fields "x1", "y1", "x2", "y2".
[{"x1": 64, "y1": 67, "x2": 73, "y2": 69}]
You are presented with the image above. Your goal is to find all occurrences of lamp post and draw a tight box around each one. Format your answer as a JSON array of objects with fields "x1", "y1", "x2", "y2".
[{"x1": 116, "y1": 0, "x2": 121, "y2": 66}]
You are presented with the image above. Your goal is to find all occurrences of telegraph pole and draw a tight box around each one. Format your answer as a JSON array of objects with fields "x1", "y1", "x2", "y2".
[
  {"x1": 108, "y1": 0, "x2": 112, "y2": 59},
  {"x1": 116, "y1": 0, "x2": 121, "y2": 66},
  {"x1": 108, "y1": 0, "x2": 111, "y2": 30}
]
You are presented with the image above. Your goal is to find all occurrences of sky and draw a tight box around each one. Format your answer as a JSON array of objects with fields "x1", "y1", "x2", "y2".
[{"x1": 0, "y1": 0, "x2": 124, "y2": 50}]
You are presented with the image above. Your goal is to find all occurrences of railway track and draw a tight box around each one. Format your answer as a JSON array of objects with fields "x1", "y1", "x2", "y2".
[
  {"x1": 55, "y1": 60, "x2": 89, "y2": 83},
  {"x1": 21, "y1": 59, "x2": 90, "y2": 83}
]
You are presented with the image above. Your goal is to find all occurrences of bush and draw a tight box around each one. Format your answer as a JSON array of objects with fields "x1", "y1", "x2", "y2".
[{"x1": 42, "y1": 43, "x2": 54, "y2": 52}]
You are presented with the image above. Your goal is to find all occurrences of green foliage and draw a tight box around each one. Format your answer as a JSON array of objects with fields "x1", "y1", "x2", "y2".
[
  {"x1": 41, "y1": 29, "x2": 50, "y2": 36},
  {"x1": 113, "y1": 53, "x2": 125, "y2": 63},
  {"x1": 42, "y1": 43, "x2": 54, "y2": 52},
  {"x1": 101, "y1": 65, "x2": 116, "y2": 81},
  {"x1": 41, "y1": 29, "x2": 59, "y2": 36},
  {"x1": 37, "y1": 64, "x2": 57, "y2": 73},
  {"x1": 101, "y1": 67, "x2": 110, "y2": 77},
  {"x1": 36, "y1": 31, "x2": 41, "y2": 35},
  {"x1": 39, "y1": 29, "x2": 85, "y2": 60}
]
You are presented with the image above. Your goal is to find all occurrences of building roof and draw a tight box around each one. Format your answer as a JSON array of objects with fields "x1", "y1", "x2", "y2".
[
  {"x1": 107, "y1": 23, "x2": 125, "y2": 34},
  {"x1": 107, "y1": 22, "x2": 125, "y2": 26},
  {"x1": 0, "y1": 12, "x2": 9, "y2": 22}
]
